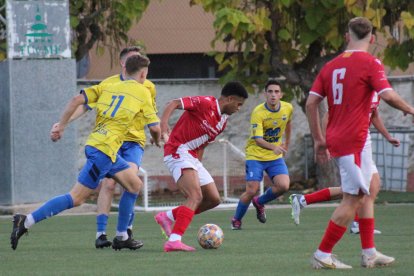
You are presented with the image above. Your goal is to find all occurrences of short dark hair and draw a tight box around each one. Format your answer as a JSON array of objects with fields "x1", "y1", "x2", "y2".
[
  {"x1": 221, "y1": 81, "x2": 248, "y2": 99},
  {"x1": 348, "y1": 17, "x2": 373, "y2": 39},
  {"x1": 265, "y1": 79, "x2": 282, "y2": 91},
  {"x1": 125, "y1": 55, "x2": 150, "y2": 76},
  {"x1": 120, "y1": 46, "x2": 141, "y2": 60}
]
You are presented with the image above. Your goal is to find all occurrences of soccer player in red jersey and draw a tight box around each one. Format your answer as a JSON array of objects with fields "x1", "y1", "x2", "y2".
[
  {"x1": 154, "y1": 81, "x2": 248, "y2": 252},
  {"x1": 306, "y1": 17, "x2": 414, "y2": 269},
  {"x1": 290, "y1": 92, "x2": 400, "y2": 234}
]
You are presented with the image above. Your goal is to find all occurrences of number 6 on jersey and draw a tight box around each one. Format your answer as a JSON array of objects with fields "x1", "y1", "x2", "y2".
[{"x1": 332, "y1": 68, "x2": 346, "y2": 105}]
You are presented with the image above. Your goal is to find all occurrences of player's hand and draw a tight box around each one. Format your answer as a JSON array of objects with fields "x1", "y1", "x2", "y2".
[
  {"x1": 160, "y1": 122, "x2": 171, "y2": 143},
  {"x1": 162, "y1": 132, "x2": 169, "y2": 143},
  {"x1": 272, "y1": 146, "x2": 287, "y2": 156},
  {"x1": 50, "y1": 122, "x2": 64, "y2": 142},
  {"x1": 314, "y1": 140, "x2": 330, "y2": 164},
  {"x1": 150, "y1": 137, "x2": 162, "y2": 148},
  {"x1": 281, "y1": 143, "x2": 289, "y2": 156},
  {"x1": 387, "y1": 136, "x2": 400, "y2": 147}
]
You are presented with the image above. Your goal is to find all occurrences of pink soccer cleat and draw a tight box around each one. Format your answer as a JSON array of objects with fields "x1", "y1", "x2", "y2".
[
  {"x1": 164, "y1": 240, "x2": 196, "y2": 252},
  {"x1": 154, "y1": 212, "x2": 173, "y2": 239}
]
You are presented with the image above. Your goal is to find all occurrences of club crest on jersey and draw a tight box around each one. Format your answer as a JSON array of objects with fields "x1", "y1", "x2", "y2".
[
  {"x1": 252, "y1": 124, "x2": 257, "y2": 129},
  {"x1": 282, "y1": 114, "x2": 287, "y2": 121}
]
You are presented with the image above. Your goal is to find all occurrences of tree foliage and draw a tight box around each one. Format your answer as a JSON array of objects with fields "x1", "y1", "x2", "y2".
[
  {"x1": 191, "y1": 0, "x2": 414, "y2": 107},
  {"x1": 69, "y1": 0, "x2": 149, "y2": 63}
]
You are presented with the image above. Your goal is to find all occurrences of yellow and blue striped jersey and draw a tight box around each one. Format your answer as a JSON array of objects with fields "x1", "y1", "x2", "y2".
[
  {"x1": 83, "y1": 80, "x2": 156, "y2": 161},
  {"x1": 88, "y1": 74, "x2": 158, "y2": 147},
  {"x1": 245, "y1": 101, "x2": 293, "y2": 161}
]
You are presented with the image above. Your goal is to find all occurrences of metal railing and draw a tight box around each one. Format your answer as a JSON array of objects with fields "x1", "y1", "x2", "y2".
[{"x1": 304, "y1": 129, "x2": 414, "y2": 191}]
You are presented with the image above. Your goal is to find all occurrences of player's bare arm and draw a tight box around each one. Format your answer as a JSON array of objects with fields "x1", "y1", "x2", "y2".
[
  {"x1": 306, "y1": 94, "x2": 330, "y2": 164},
  {"x1": 371, "y1": 109, "x2": 400, "y2": 147},
  {"x1": 379, "y1": 89, "x2": 414, "y2": 118},
  {"x1": 149, "y1": 124, "x2": 162, "y2": 147},
  {"x1": 51, "y1": 94, "x2": 86, "y2": 142},
  {"x1": 282, "y1": 120, "x2": 292, "y2": 151},
  {"x1": 160, "y1": 99, "x2": 183, "y2": 142}
]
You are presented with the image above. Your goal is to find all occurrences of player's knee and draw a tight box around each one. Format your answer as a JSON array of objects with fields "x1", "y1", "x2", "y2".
[
  {"x1": 209, "y1": 195, "x2": 221, "y2": 208},
  {"x1": 102, "y1": 180, "x2": 117, "y2": 193},
  {"x1": 189, "y1": 191, "x2": 203, "y2": 206},
  {"x1": 278, "y1": 183, "x2": 289, "y2": 193}
]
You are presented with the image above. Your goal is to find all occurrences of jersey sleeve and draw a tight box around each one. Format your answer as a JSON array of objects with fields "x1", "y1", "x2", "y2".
[
  {"x1": 141, "y1": 90, "x2": 159, "y2": 124},
  {"x1": 309, "y1": 72, "x2": 326, "y2": 98},
  {"x1": 180, "y1": 96, "x2": 212, "y2": 111},
  {"x1": 368, "y1": 58, "x2": 392, "y2": 94},
  {"x1": 250, "y1": 110, "x2": 264, "y2": 139},
  {"x1": 82, "y1": 84, "x2": 103, "y2": 109},
  {"x1": 144, "y1": 80, "x2": 158, "y2": 113}
]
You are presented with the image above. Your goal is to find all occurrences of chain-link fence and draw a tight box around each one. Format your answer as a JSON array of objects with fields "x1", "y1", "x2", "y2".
[{"x1": 304, "y1": 129, "x2": 414, "y2": 192}]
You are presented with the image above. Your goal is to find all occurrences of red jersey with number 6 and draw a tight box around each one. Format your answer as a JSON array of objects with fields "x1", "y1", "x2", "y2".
[
  {"x1": 309, "y1": 50, "x2": 392, "y2": 157},
  {"x1": 164, "y1": 96, "x2": 228, "y2": 158}
]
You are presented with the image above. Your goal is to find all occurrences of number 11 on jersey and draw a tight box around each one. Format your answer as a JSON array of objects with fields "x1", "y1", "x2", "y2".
[{"x1": 332, "y1": 68, "x2": 346, "y2": 105}]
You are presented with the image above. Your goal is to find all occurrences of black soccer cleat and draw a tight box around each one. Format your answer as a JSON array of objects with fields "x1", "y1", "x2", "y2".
[
  {"x1": 11, "y1": 214, "x2": 28, "y2": 250},
  {"x1": 95, "y1": 234, "x2": 112, "y2": 249},
  {"x1": 127, "y1": 228, "x2": 133, "y2": 239},
  {"x1": 112, "y1": 236, "x2": 144, "y2": 251},
  {"x1": 252, "y1": 196, "x2": 267, "y2": 223}
]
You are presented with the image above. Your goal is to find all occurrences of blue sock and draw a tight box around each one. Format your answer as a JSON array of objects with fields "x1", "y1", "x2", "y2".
[
  {"x1": 234, "y1": 200, "x2": 250, "y2": 220},
  {"x1": 258, "y1": 187, "x2": 279, "y2": 205},
  {"x1": 31, "y1": 194, "x2": 74, "y2": 223},
  {"x1": 117, "y1": 191, "x2": 138, "y2": 233},
  {"x1": 128, "y1": 212, "x2": 135, "y2": 228},
  {"x1": 96, "y1": 214, "x2": 109, "y2": 233}
]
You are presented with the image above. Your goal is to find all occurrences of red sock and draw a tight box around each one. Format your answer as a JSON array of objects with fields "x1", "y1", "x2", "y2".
[
  {"x1": 304, "y1": 188, "x2": 331, "y2": 205},
  {"x1": 318, "y1": 220, "x2": 347, "y2": 253},
  {"x1": 354, "y1": 213, "x2": 359, "y2": 222},
  {"x1": 171, "y1": 206, "x2": 195, "y2": 236},
  {"x1": 359, "y1": 218, "x2": 375, "y2": 249},
  {"x1": 172, "y1": 207, "x2": 179, "y2": 220}
]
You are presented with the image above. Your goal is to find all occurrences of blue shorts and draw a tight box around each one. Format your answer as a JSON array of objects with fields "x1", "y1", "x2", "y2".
[
  {"x1": 78, "y1": 146, "x2": 130, "y2": 189},
  {"x1": 118, "y1": 141, "x2": 144, "y2": 167},
  {"x1": 245, "y1": 158, "x2": 288, "y2": 182}
]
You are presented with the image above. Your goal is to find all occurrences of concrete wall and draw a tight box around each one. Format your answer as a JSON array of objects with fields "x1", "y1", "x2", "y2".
[
  {"x1": 0, "y1": 60, "x2": 77, "y2": 204},
  {"x1": 77, "y1": 77, "x2": 414, "y2": 191}
]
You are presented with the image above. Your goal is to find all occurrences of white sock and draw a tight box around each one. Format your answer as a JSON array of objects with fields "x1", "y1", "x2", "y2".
[
  {"x1": 116, "y1": 231, "x2": 128, "y2": 241},
  {"x1": 315, "y1": 249, "x2": 331, "y2": 260},
  {"x1": 128, "y1": 226, "x2": 133, "y2": 230},
  {"x1": 169, "y1": 234, "x2": 181, "y2": 242},
  {"x1": 362, "y1": 248, "x2": 376, "y2": 256},
  {"x1": 166, "y1": 210, "x2": 175, "y2": 222},
  {"x1": 96, "y1": 232, "x2": 105, "y2": 239},
  {"x1": 24, "y1": 214, "x2": 35, "y2": 229},
  {"x1": 299, "y1": 195, "x2": 307, "y2": 207}
]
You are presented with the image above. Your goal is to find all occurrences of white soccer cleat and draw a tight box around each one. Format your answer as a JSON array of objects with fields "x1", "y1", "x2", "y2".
[
  {"x1": 289, "y1": 194, "x2": 302, "y2": 225},
  {"x1": 361, "y1": 251, "x2": 395, "y2": 268},
  {"x1": 312, "y1": 253, "x2": 352, "y2": 269},
  {"x1": 349, "y1": 221, "x2": 382, "y2": 234}
]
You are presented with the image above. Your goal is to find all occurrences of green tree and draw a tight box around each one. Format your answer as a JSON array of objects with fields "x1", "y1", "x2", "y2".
[
  {"x1": 0, "y1": 0, "x2": 149, "y2": 63},
  {"x1": 70, "y1": 0, "x2": 149, "y2": 63},
  {"x1": 191, "y1": 0, "x2": 414, "y2": 108}
]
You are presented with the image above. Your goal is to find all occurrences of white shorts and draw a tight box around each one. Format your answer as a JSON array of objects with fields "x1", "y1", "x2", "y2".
[
  {"x1": 371, "y1": 161, "x2": 378, "y2": 174},
  {"x1": 335, "y1": 143, "x2": 373, "y2": 195},
  {"x1": 164, "y1": 152, "x2": 214, "y2": 186}
]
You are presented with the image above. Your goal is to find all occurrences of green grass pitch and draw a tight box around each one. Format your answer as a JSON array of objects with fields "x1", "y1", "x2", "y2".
[{"x1": 0, "y1": 204, "x2": 412, "y2": 275}]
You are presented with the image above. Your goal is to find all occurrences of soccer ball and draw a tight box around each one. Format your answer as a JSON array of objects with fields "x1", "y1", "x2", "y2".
[{"x1": 197, "y1": 223, "x2": 224, "y2": 249}]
